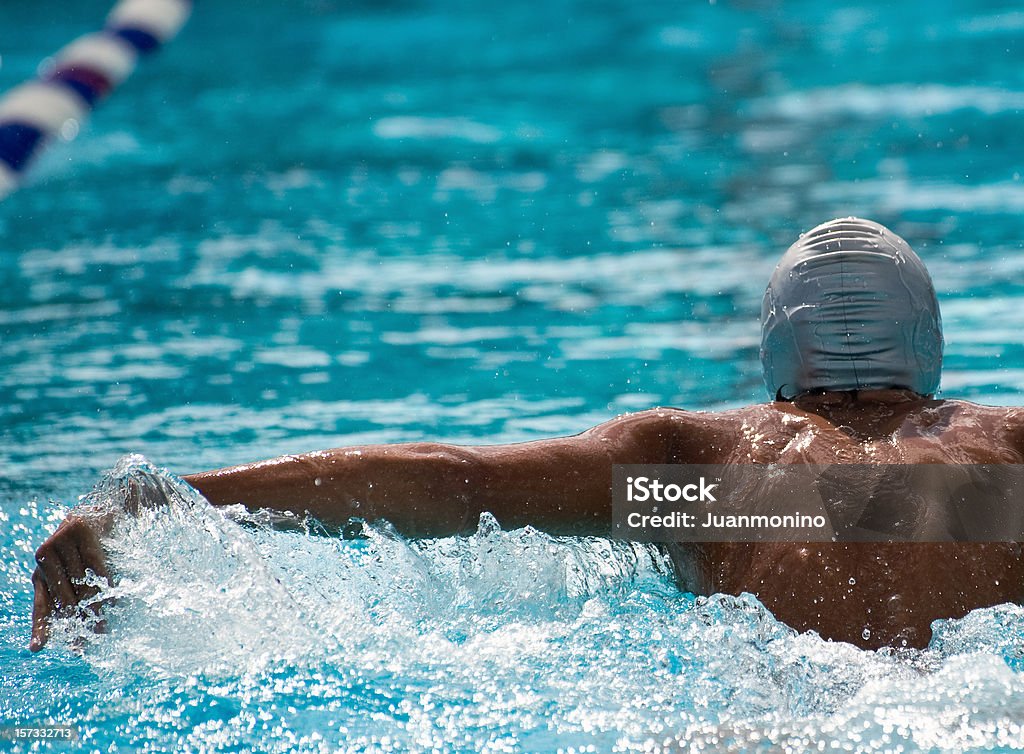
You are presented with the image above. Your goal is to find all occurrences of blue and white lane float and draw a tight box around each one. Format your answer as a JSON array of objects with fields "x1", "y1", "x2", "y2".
[{"x1": 0, "y1": 0, "x2": 192, "y2": 200}]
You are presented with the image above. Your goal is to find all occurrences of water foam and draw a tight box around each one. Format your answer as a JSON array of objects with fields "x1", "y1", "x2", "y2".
[{"x1": 29, "y1": 457, "x2": 1024, "y2": 751}]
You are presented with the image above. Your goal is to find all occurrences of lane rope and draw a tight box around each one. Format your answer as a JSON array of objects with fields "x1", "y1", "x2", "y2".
[{"x1": 0, "y1": 0, "x2": 193, "y2": 199}]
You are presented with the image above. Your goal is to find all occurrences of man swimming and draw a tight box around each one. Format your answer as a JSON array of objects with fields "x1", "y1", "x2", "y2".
[{"x1": 30, "y1": 217, "x2": 1024, "y2": 652}]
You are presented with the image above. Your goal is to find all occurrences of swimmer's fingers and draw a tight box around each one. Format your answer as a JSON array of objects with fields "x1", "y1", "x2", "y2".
[
  {"x1": 35, "y1": 546, "x2": 77, "y2": 613},
  {"x1": 76, "y1": 527, "x2": 111, "y2": 587},
  {"x1": 30, "y1": 568, "x2": 53, "y2": 652},
  {"x1": 59, "y1": 543, "x2": 108, "y2": 619},
  {"x1": 30, "y1": 513, "x2": 114, "y2": 651},
  {"x1": 69, "y1": 534, "x2": 112, "y2": 634},
  {"x1": 58, "y1": 544, "x2": 89, "y2": 601}
]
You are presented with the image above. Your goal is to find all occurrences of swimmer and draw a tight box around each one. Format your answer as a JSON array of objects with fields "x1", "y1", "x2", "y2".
[{"x1": 30, "y1": 217, "x2": 1024, "y2": 652}]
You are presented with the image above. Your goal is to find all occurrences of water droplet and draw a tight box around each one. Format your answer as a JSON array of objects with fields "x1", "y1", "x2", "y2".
[
  {"x1": 60, "y1": 118, "x2": 80, "y2": 141},
  {"x1": 314, "y1": 477, "x2": 322, "y2": 487}
]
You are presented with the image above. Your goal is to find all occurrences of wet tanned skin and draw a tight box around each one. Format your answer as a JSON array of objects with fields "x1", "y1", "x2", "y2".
[
  {"x1": 668, "y1": 391, "x2": 1024, "y2": 649},
  {"x1": 31, "y1": 389, "x2": 1024, "y2": 651}
]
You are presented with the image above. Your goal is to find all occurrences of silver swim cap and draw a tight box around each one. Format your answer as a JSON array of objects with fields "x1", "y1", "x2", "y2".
[{"x1": 760, "y1": 217, "x2": 943, "y2": 400}]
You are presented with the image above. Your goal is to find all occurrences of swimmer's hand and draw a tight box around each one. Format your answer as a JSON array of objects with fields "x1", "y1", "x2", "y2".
[
  {"x1": 30, "y1": 459, "x2": 186, "y2": 652},
  {"x1": 30, "y1": 507, "x2": 114, "y2": 652}
]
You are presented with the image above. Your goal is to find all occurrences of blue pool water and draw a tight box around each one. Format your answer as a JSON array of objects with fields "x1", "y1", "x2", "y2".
[{"x1": 3, "y1": 0, "x2": 1024, "y2": 750}]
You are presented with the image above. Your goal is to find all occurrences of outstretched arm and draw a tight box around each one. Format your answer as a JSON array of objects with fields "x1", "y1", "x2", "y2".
[
  {"x1": 183, "y1": 408, "x2": 687, "y2": 537},
  {"x1": 31, "y1": 408, "x2": 699, "y2": 650}
]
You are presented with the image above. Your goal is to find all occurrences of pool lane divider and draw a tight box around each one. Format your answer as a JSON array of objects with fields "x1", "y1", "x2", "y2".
[{"x1": 0, "y1": 0, "x2": 193, "y2": 200}]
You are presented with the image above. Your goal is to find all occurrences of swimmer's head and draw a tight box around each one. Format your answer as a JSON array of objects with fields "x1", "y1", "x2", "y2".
[{"x1": 760, "y1": 217, "x2": 943, "y2": 400}]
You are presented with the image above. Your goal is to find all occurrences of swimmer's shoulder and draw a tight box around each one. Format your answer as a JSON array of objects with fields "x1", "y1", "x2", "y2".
[
  {"x1": 884, "y1": 398, "x2": 1024, "y2": 462},
  {"x1": 911, "y1": 398, "x2": 1024, "y2": 428},
  {"x1": 605, "y1": 406, "x2": 751, "y2": 463},
  {"x1": 931, "y1": 399, "x2": 1024, "y2": 450}
]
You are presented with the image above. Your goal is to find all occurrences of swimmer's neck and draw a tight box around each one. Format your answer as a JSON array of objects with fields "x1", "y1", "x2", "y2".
[
  {"x1": 786, "y1": 388, "x2": 931, "y2": 422},
  {"x1": 793, "y1": 388, "x2": 927, "y2": 407}
]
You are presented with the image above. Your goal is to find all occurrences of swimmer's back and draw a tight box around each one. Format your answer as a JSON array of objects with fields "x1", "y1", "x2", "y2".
[{"x1": 664, "y1": 393, "x2": 1024, "y2": 649}]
